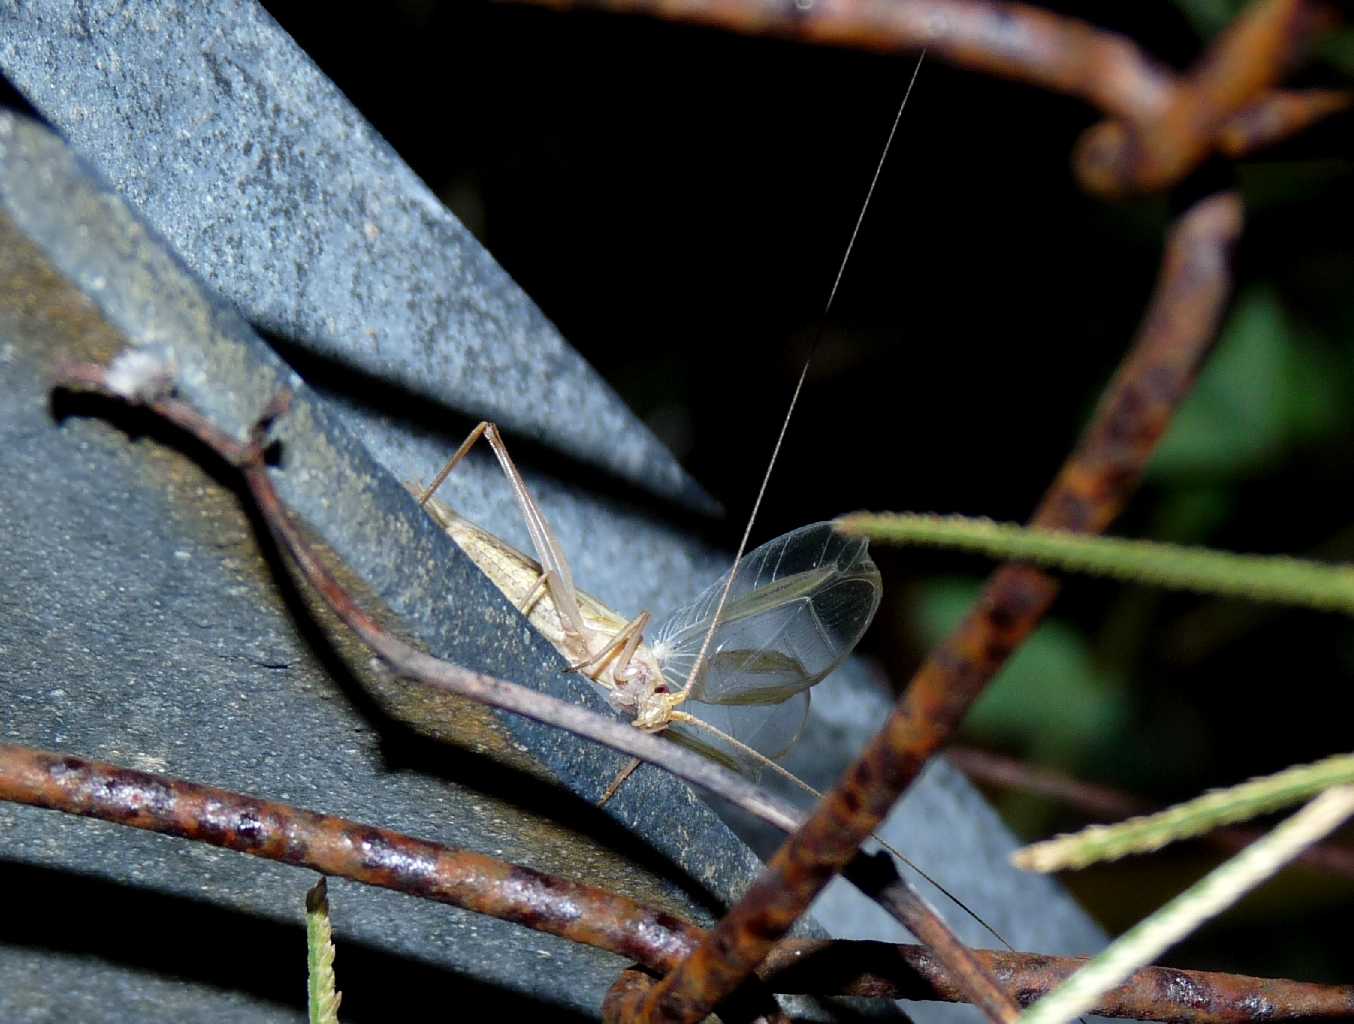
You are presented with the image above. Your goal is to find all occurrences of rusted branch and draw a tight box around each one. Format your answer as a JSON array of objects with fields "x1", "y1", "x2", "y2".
[
  {"x1": 519, "y1": 0, "x2": 1346, "y2": 197},
  {"x1": 948, "y1": 746, "x2": 1354, "y2": 880},
  {"x1": 6, "y1": 743, "x2": 1350, "y2": 1023},
  {"x1": 630, "y1": 188, "x2": 1243, "y2": 1023},
  {"x1": 0, "y1": 743, "x2": 704, "y2": 968},
  {"x1": 760, "y1": 941, "x2": 1354, "y2": 1023},
  {"x1": 1075, "y1": 0, "x2": 1335, "y2": 196}
]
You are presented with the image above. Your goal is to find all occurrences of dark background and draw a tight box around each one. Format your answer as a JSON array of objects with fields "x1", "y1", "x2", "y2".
[{"x1": 264, "y1": 0, "x2": 1354, "y2": 986}]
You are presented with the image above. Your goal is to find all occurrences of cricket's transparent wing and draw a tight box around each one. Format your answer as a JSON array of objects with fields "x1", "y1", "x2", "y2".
[
  {"x1": 651, "y1": 522, "x2": 882, "y2": 706},
  {"x1": 665, "y1": 690, "x2": 811, "y2": 776}
]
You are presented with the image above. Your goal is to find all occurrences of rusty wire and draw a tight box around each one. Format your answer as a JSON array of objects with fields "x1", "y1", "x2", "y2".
[
  {"x1": 1074, "y1": 0, "x2": 1336, "y2": 196},
  {"x1": 840, "y1": 852, "x2": 1020, "y2": 1023},
  {"x1": 520, "y1": 0, "x2": 1347, "y2": 197},
  {"x1": 0, "y1": 743, "x2": 704, "y2": 968},
  {"x1": 4, "y1": 742, "x2": 1351, "y2": 1023},
  {"x1": 624, "y1": 186, "x2": 1243, "y2": 1022},
  {"x1": 759, "y1": 940, "x2": 1354, "y2": 1023}
]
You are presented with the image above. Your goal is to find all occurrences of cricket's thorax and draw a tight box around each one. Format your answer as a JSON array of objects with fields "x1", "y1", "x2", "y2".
[{"x1": 416, "y1": 490, "x2": 676, "y2": 729}]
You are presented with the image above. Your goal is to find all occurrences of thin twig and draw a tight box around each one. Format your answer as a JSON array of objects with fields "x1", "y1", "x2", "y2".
[
  {"x1": 517, "y1": 0, "x2": 1347, "y2": 196},
  {"x1": 1074, "y1": 0, "x2": 1335, "y2": 196}
]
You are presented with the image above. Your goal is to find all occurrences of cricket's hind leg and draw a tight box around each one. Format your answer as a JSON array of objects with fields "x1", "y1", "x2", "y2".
[
  {"x1": 566, "y1": 611, "x2": 650, "y2": 682},
  {"x1": 418, "y1": 421, "x2": 589, "y2": 643},
  {"x1": 598, "y1": 757, "x2": 642, "y2": 807},
  {"x1": 419, "y1": 422, "x2": 664, "y2": 810}
]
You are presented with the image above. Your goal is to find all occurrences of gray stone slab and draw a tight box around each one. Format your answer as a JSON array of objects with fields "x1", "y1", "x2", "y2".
[
  {"x1": 0, "y1": 0, "x2": 706, "y2": 511},
  {"x1": 0, "y1": 111, "x2": 765, "y2": 1022}
]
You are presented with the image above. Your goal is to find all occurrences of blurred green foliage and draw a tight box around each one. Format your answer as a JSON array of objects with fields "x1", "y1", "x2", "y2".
[
  {"x1": 1172, "y1": 0, "x2": 1354, "y2": 74},
  {"x1": 913, "y1": 579, "x2": 1131, "y2": 766},
  {"x1": 1171, "y1": 0, "x2": 1257, "y2": 38},
  {"x1": 1151, "y1": 286, "x2": 1347, "y2": 480}
]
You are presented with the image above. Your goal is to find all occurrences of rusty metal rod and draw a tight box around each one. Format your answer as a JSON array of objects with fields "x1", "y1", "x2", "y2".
[
  {"x1": 523, "y1": 0, "x2": 1177, "y2": 119},
  {"x1": 4, "y1": 743, "x2": 1347, "y2": 1022},
  {"x1": 841, "y1": 852, "x2": 1020, "y2": 1024},
  {"x1": 760, "y1": 941, "x2": 1354, "y2": 1022},
  {"x1": 520, "y1": 0, "x2": 1345, "y2": 196},
  {"x1": 0, "y1": 743, "x2": 703, "y2": 967},
  {"x1": 630, "y1": 188, "x2": 1244, "y2": 1024},
  {"x1": 1214, "y1": 89, "x2": 1350, "y2": 158},
  {"x1": 1074, "y1": 0, "x2": 1335, "y2": 196}
]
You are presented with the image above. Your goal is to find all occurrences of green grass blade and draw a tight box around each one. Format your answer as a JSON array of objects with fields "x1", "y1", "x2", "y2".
[
  {"x1": 306, "y1": 877, "x2": 342, "y2": 1024},
  {"x1": 1018, "y1": 753, "x2": 1354, "y2": 872},
  {"x1": 1014, "y1": 752, "x2": 1354, "y2": 871},
  {"x1": 1017, "y1": 785, "x2": 1354, "y2": 1024},
  {"x1": 836, "y1": 513, "x2": 1354, "y2": 615}
]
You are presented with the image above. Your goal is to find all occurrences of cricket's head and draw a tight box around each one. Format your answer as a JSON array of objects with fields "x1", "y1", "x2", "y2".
[
  {"x1": 630, "y1": 689, "x2": 681, "y2": 733},
  {"x1": 603, "y1": 642, "x2": 675, "y2": 732}
]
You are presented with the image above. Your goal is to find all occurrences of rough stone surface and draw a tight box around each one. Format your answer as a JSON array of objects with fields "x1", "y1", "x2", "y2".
[
  {"x1": 0, "y1": 112, "x2": 761, "y2": 1022},
  {"x1": 0, "y1": 0, "x2": 705, "y2": 510}
]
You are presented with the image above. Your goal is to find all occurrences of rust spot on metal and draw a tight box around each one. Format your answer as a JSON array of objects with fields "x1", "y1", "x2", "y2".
[
  {"x1": 232, "y1": 804, "x2": 269, "y2": 850},
  {"x1": 605, "y1": 969, "x2": 657, "y2": 1024}
]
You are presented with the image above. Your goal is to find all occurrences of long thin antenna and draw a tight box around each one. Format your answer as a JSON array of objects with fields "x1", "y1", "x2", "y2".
[
  {"x1": 824, "y1": 53, "x2": 925, "y2": 319},
  {"x1": 672, "y1": 708, "x2": 1015, "y2": 950},
  {"x1": 678, "y1": 52, "x2": 926, "y2": 700}
]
